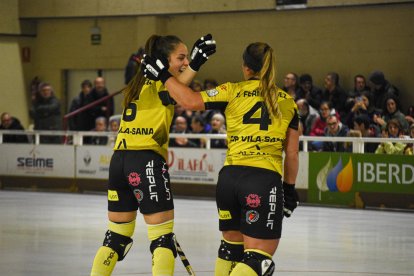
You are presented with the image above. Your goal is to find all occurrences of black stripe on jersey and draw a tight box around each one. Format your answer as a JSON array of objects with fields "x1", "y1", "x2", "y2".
[
  {"x1": 288, "y1": 109, "x2": 299, "y2": 131},
  {"x1": 205, "y1": 102, "x2": 228, "y2": 112}
]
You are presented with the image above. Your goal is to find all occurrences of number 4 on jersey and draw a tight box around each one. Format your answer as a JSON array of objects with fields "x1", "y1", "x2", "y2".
[{"x1": 242, "y1": 102, "x2": 271, "y2": 130}]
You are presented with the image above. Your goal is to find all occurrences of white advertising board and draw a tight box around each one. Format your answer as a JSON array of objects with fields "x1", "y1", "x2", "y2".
[
  {"x1": 75, "y1": 146, "x2": 114, "y2": 179},
  {"x1": 0, "y1": 144, "x2": 75, "y2": 178},
  {"x1": 167, "y1": 148, "x2": 227, "y2": 185}
]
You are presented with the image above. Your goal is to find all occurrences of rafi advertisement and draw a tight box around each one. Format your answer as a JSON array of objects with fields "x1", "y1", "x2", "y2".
[{"x1": 308, "y1": 152, "x2": 414, "y2": 206}]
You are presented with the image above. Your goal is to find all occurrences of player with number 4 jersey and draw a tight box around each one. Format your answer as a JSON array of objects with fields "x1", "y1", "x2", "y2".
[{"x1": 142, "y1": 41, "x2": 300, "y2": 276}]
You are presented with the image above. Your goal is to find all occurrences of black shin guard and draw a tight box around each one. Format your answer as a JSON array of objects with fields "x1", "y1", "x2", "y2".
[
  {"x1": 149, "y1": 232, "x2": 177, "y2": 258},
  {"x1": 242, "y1": 251, "x2": 275, "y2": 276},
  {"x1": 103, "y1": 230, "x2": 133, "y2": 261},
  {"x1": 218, "y1": 239, "x2": 244, "y2": 262}
]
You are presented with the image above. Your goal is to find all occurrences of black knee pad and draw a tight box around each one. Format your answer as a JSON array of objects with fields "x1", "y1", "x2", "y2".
[
  {"x1": 103, "y1": 230, "x2": 133, "y2": 261},
  {"x1": 242, "y1": 251, "x2": 275, "y2": 276},
  {"x1": 149, "y1": 232, "x2": 177, "y2": 258},
  {"x1": 217, "y1": 239, "x2": 244, "y2": 262}
]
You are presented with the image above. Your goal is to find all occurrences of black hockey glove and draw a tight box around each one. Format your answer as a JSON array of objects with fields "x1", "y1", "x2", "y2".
[
  {"x1": 141, "y1": 54, "x2": 172, "y2": 84},
  {"x1": 189, "y1": 34, "x2": 217, "y2": 72},
  {"x1": 283, "y1": 182, "x2": 299, "y2": 218}
]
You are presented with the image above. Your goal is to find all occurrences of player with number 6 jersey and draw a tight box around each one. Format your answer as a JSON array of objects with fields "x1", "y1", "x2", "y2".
[
  {"x1": 142, "y1": 41, "x2": 300, "y2": 276},
  {"x1": 90, "y1": 34, "x2": 216, "y2": 276}
]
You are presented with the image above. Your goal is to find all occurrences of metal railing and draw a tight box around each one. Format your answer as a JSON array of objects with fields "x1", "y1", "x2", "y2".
[{"x1": 1, "y1": 130, "x2": 413, "y2": 153}]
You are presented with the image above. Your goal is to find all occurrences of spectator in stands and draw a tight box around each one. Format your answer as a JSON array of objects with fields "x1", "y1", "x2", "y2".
[
  {"x1": 107, "y1": 115, "x2": 121, "y2": 147},
  {"x1": 343, "y1": 129, "x2": 362, "y2": 153},
  {"x1": 322, "y1": 72, "x2": 348, "y2": 121},
  {"x1": 368, "y1": 70, "x2": 399, "y2": 112},
  {"x1": 190, "y1": 79, "x2": 203, "y2": 92},
  {"x1": 90, "y1": 77, "x2": 114, "y2": 121},
  {"x1": 310, "y1": 101, "x2": 338, "y2": 151},
  {"x1": 84, "y1": 116, "x2": 109, "y2": 145},
  {"x1": 172, "y1": 103, "x2": 193, "y2": 131},
  {"x1": 283, "y1": 72, "x2": 300, "y2": 100},
  {"x1": 403, "y1": 124, "x2": 414, "y2": 155},
  {"x1": 30, "y1": 82, "x2": 62, "y2": 144},
  {"x1": 374, "y1": 94, "x2": 409, "y2": 133},
  {"x1": 296, "y1": 98, "x2": 319, "y2": 136},
  {"x1": 124, "y1": 47, "x2": 144, "y2": 85},
  {"x1": 352, "y1": 114, "x2": 379, "y2": 153},
  {"x1": 375, "y1": 118, "x2": 406, "y2": 154},
  {"x1": 209, "y1": 113, "x2": 227, "y2": 149},
  {"x1": 0, "y1": 112, "x2": 29, "y2": 143},
  {"x1": 322, "y1": 114, "x2": 349, "y2": 152},
  {"x1": 348, "y1": 74, "x2": 370, "y2": 98},
  {"x1": 68, "y1": 79, "x2": 94, "y2": 131},
  {"x1": 204, "y1": 78, "x2": 218, "y2": 90},
  {"x1": 345, "y1": 91, "x2": 378, "y2": 130},
  {"x1": 169, "y1": 115, "x2": 198, "y2": 147},
  {"x1": 296, "y1": 73, "x2": 323, "y2": 110},
  {"x1": 189, "y1": 115, "x2": 207, "y2": 148},
  {"x1": 405, "y1": 105, "x2": 414, "y2": 127}
]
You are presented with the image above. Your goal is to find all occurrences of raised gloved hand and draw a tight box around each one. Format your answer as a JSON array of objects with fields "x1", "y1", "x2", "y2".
[
  {"x1": 141, "y1": 54, "x2": 172, "y2": 84},
  {"x1": 283, "y1": 182, "x2": 299, "y2": 218},
  {"x1": 189, "y1": 34, "x2": 217, "y2": 72}
]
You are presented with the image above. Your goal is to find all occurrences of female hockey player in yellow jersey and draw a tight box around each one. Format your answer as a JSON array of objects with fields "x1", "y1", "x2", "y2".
[
  {"x1": 90, "y1": 34, "x2": 215, "y2": 276},
  {"x1": 142, "y1": 41, "x2": 299, "y2": 276}
]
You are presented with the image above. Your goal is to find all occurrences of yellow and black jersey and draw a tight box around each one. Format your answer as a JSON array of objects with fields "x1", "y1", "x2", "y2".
[
  {"x1": 200, "y1": 79, "x2": 298, "y2": 175},
  {"x1": 114, "y1": 80, "x2": 175, "y2": 160}
]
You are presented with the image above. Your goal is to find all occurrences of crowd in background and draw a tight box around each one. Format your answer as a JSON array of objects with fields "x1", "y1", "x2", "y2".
[{"x1": 1, "y1": 69, "x2": 413, "y2": 154}]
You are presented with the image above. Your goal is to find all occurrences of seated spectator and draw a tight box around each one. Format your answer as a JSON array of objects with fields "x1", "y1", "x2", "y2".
[
  {"x1": 204, "y1": 78, "x2": 218, "y2": 90},
  {"x1": 209, "y1": 113, "x2": 227, "y2": 149},
  {"x1": 172, "y1": 103, "x2": 193, "y2": 131},
  {"x1": 296, "y1": 99, "x2": 319, "y2": 136},
  {"x1": 322, "y1": 72, "x2": 348, "y2": 122},
  {"x1": 84, "y1": 117, "x2": 109, "y2": 145},
  {"x1": 344, "y1": 129, "x2": 362, "y2": 153},
  {"x1": 190, "y1": 80, "x2": 203, "y2": 92},
  {"x1": 0, "y1": 112, "x2": 29, "y2": 143},
  {"x1": 405, "y1": 105, "x2": 414, "y2": 127},
  {"x1": 296, "y1": 73, "x2": 323, "y2": 110},
  {"x1": 169, "y1": 116, "x2": 198, "y2": 147},
  {"x1": 322, "y1": 115, "x2": 349, "y2": 152},
  {"x1": 403, "y1": 124, "x2": 414, "y2": 155},
  {"x1": 348, "y1": 74, "x2": 370, "y2": 98},
  {"x1": 345, "y1": 91, "x2": 378, "y2": 129},
  {"x1": 368, "y1": 70, "x2": 399, "y2": 113},
  {"x1": 107, "y1": 115, "x2": 121, "y2": 147},
  {"x1": 190, "y1": 115, "x2": 208, "y2": 148},
  {"x1": 374, "y1": 94, "x2": 409, "y2": 133},
  {"x1": 352, "y1": 114, "x2": 379, "y2": 153},
  {"x1": 375, "y1": 119, "x2": 406, "y2": 154},
  {"x1": 283, "y1": 72, "x2": 300, "y2": 100},
  {"x1": 309, "y1": 101, "x2": 338, "y2": 151}
]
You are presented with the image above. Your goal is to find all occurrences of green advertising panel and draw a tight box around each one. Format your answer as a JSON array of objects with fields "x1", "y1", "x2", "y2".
[{"x1": 308, "y1": 152, "x2": 414, "y2": 206}]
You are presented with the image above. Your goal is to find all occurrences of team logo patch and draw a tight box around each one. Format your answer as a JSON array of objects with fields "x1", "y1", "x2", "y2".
[
  {"x1": 133, "y1": 189, "x2": 144, "y2": 202},
  {"x1": 206, "y1": 89, "x2": 219, "y2": 97},
  {"x1": 218, "y1": 209, "x2": 232, "y2": 220},
  {"x1": 246, "y1": 210, "x2": 259, "y2": 224},
  {"x1": 108, "y1": 190, "x2": 119, "y2": 201},
  {"x1": 246, "y1": 194, "x2": 261, "y2": 208},
  {"x1": 128, "y1": 172, "x2": 141, "y2": 187}
]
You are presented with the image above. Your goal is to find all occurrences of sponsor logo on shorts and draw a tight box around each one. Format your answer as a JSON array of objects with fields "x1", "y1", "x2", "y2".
[
  {"x1": 133, "y1": 189, "x2": 143, "y2": 202},
  {"x1": 246, "y1": 193, "x2": 261, "y2": 208},
  {"x1": 108, "y1": 190, "x2": 119, "y2": 201},
  {"x1": 128, "y1": 172, "x2": 141, "y2": 187},
  {"x1": 246, "y1": 210, "x2": 259, "y2": 224},
  {"x1": 206, "y1": 89, "x2": 219, "y2": 97},
  {"x1": 161, "y1": 162, "x2": 171, "y2": 200},
  {"x1": 266, "y1": 187, "x2": 277, "y2": 230},
  {"x1": 146, "y1": 160, "x2": 158, "y2": 202},
  {"x1": 218, "y1": 209, "x2": 232, "y2": 220}
]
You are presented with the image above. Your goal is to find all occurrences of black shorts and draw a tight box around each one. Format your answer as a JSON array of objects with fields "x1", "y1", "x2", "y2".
[
  {"x1": 216, "y1": 165, "x2": 284, "y2": 239},
  {"x1": 108, "y1": 150, "x2": 174, "y2": 214}
]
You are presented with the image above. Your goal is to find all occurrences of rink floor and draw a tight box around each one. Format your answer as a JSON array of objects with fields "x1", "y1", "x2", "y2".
[{"x1": 0, "y1": 190, "x2": 413, "y2": 276}]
